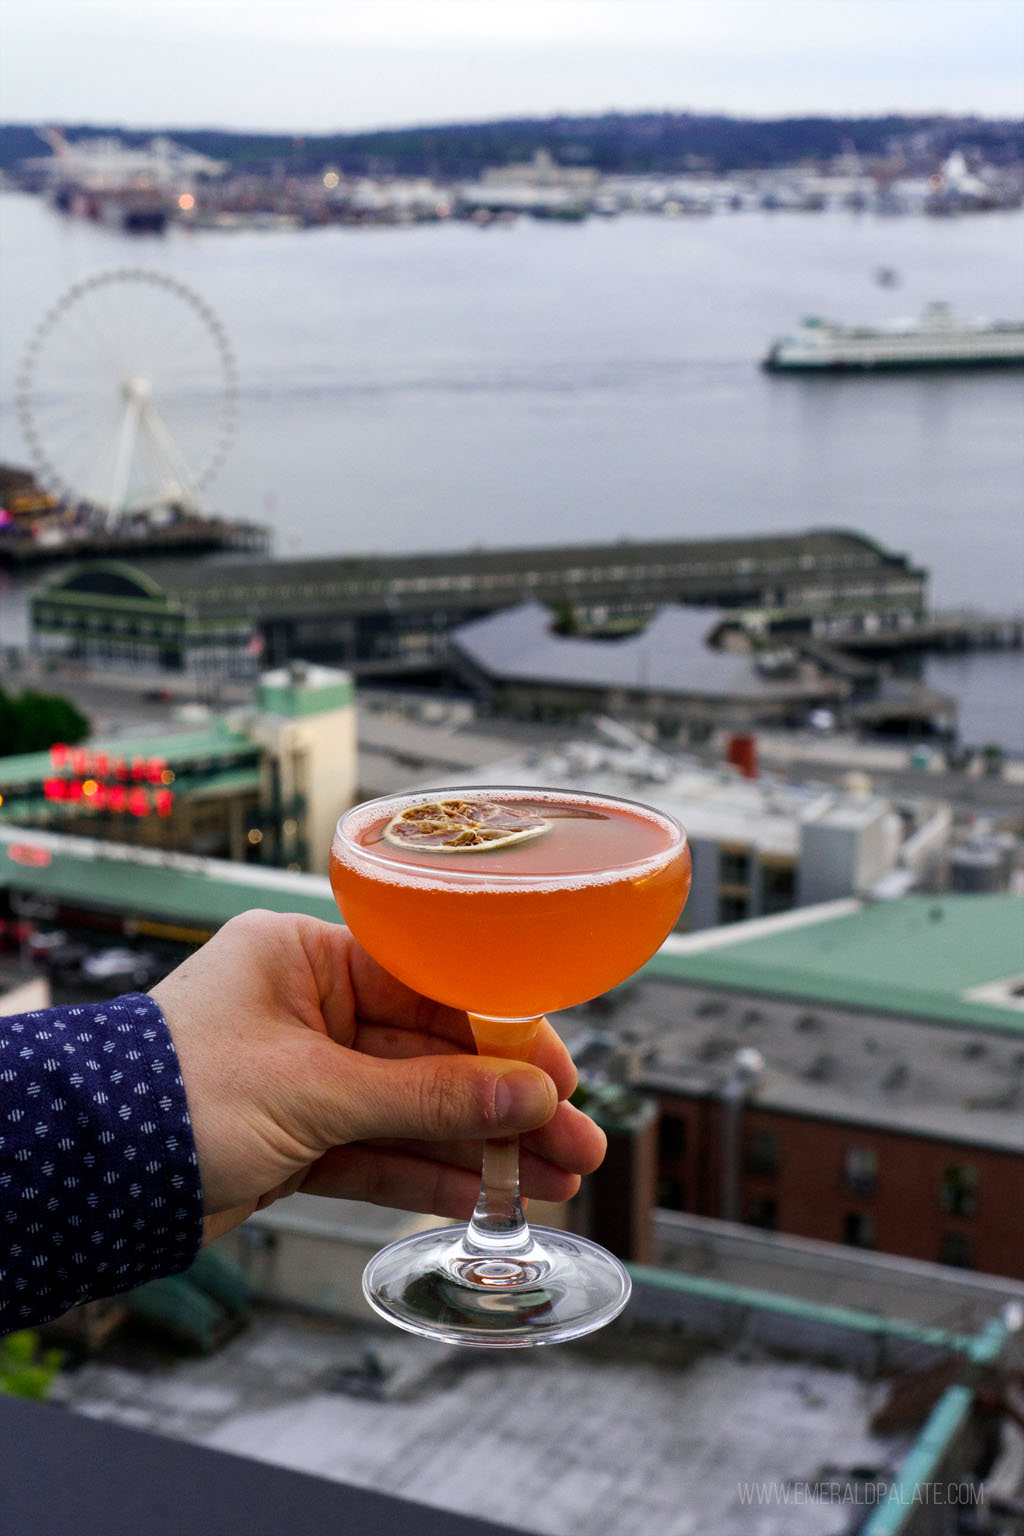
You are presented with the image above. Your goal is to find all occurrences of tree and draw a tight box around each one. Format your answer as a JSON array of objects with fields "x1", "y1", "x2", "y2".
[
  {"x1": 0, "y1": 1331, "x2": 62, "y2": 1400},
  {"x1": 0, "y1": 686, "x2": 90, "y2": 757}
]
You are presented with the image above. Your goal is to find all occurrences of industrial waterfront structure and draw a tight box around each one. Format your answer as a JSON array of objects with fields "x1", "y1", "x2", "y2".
[{"x1": 28, "y1": 527, "x2": 928, "y2": 674}]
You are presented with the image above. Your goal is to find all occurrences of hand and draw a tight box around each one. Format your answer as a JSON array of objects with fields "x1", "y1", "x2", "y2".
[{"x1": 151, "y1": 910, "x2": 607, "y2": 1243}]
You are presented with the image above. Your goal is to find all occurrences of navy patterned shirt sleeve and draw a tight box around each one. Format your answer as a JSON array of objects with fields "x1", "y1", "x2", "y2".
[{"x1": 0, "y1": 992, "x2": 204, "y2": 1334}]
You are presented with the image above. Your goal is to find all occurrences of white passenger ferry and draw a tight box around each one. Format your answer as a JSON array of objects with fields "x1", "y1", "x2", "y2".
[{"x1": 763, "y1": 303, "x2": 1024, "y2": 372}]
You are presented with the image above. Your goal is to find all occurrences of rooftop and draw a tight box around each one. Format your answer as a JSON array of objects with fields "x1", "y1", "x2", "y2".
[
  {"x1": 433, "y1": 736, "x2": 916, "y2": 865},
  {"x1": 650, "y1": 1209, "x2": 1024, "y2": 1333},
  {"x1": 648, "y1": 896, "x2": 1024, "y2": 1035},
  {"x1": 0, "y1": 824, "x2": 338, "y2": 932},
  {"x1": 37, "y1": 526, "x2": 922, "y2": 625},
  {"x1": 452, "y1": 601, "x2": 845, "y2": 704},
  {"x1": 621, "y1": 976, "x2": 1024, "y2": 1152},
  {"x1": 111, "y1": 526, "x2": 914, "y2": 596},
  {"x1": 49, "y1": 1263, "x2": 1012, "y2": 1536},
  {"x1": 552, "y1": 898, "x2": 1024, "y2": 1151}
]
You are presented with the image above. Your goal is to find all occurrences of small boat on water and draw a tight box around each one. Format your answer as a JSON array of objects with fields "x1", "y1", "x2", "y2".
[{"x1": 763, "y1": 302, "x2": 1024, "y2": 372}]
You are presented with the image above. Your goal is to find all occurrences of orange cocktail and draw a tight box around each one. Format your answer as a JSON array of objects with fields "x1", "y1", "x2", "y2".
[
  {"x1": 330, "y1": 788, "x2": 691, "y2": 1035},
  {"x1": 331, "y1": 785, "x2": 691, "y2": 1349}
]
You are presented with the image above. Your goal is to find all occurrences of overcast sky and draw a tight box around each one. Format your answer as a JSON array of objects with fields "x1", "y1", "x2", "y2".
[{"x1": 1, "y1": 0, "x2": 1021, "y2": 132}]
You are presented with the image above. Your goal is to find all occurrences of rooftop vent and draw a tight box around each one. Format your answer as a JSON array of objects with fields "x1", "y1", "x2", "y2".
[
  {"x1": 698, "y1": 1035, "x2": 737, "y2": 1062},
  {"x1": 804, "y1": 1053, "x2": 838, "y2": 1082},
  {"x1": 882, "y1": 1062, "x2": 909, "y2": 1092},
  {"x1": 964, "y1": 1087, "x2": 1019, "y2": 1112},
  {"x1": 795, "y1": 1013, "x2": 822, "y2": 1032}
]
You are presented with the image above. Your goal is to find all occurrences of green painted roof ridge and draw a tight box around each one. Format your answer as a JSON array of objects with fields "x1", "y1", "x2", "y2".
[
  {"x1": 644, "y1": 948, "x2": 1024, "y2": 1034},
  {"x1": 861, "y1": 1387, "x2": 974, "y2": 1536},
  {"x1": 628, "y1": 1264, "x2": 982, "y2": 1352},
  {"x1": 645, "y1": 894, "x2": 1024, "y2": 1032}
]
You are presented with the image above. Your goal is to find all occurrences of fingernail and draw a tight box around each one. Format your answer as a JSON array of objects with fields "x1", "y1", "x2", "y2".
[{"x1": 494, "y1": 1069, "x2": 552, "y2": 1125}]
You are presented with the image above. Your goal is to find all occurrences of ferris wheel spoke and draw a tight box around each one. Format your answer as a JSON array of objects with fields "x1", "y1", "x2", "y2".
[
  {"x1": 53, "y1": 428, "x2": 109, "y2": 508},
  {"x1": 35, "y1": 406, "x2": 112, "y2": 488},
  {"x1": 32, "y1": 386, "x2": 121, "y2": 453},
  {"x1": 139, "y1": 395, "x2": 201, "y2": 504},
  {"x1": 154, "y1": 344, "x2": 227, "y2": 407},
  {"x1": 151, "y1": 306, "x2": 202, "y2": 370},
  {"x1": 107, "y1": 394, "x2": 147, "y2": 520},
  {"x1": 137, "y1": 279, "x2": 206, "y2": 376},
  {"x1": 94, "y1": 272, "x2": 149, "y2": 350},
  {"x1": 31, "y1": 386, "x2": 112, "y2": 431},
  {"x1": 54, "y1": 400, "x2": 125, "y2": 505},
  {"x1": 59, "y1": 304, "x2": 126, "y2": 375},
  {"x1": 48, "y1": 293, "x2": 130, "y2": 382}
]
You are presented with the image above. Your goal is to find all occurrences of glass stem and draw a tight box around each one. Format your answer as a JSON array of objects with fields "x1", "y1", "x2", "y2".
[
  {"x1": 465, "y1": 1013, "x2": 542, "y2": 1258},
  {"x1": 465, "y1": 1135, "x2": 531, "y2": 1255}
]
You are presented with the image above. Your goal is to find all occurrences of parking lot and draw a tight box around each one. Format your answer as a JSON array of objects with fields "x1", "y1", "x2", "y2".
[{"x1": 3, "y1": 919, "x2": 189, "y2": 1005}]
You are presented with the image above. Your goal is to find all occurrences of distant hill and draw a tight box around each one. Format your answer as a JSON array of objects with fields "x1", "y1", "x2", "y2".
[{"x1": 2, "y1": 112, "x2": 1022, "y2": 179}]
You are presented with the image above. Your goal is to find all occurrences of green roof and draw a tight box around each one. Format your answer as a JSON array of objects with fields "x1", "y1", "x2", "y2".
[
  {"x1": 646, "y1": 895, "x2": 1024, "y2": 1034},
  {"x1": 0, "y1": 826, "x2": 338, "y2": 930}
]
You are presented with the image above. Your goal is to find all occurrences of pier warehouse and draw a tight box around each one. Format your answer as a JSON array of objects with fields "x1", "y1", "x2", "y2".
[{"x1": 29, "y1": 528, "x2": 926, "y2": 674}]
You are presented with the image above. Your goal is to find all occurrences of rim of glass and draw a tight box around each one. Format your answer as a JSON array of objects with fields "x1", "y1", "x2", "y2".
[{"x1": 333, "y1": 784, "x2": 687, "y2": 885}]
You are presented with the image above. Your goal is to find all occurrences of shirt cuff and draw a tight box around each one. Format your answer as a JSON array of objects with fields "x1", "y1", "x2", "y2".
[{"x1": 0, "y1": 992, "x2": 204, "y2": 1333}]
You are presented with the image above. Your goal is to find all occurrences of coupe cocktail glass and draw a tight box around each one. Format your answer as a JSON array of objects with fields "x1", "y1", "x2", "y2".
[{"x1": 330, "y1": 785, "x2": 691, "y2": 1347}]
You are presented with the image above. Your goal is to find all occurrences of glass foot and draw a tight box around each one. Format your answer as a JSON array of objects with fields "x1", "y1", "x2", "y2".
[{"x1": 362, "y1": 1224, "x2": 631, "y2": 1348}]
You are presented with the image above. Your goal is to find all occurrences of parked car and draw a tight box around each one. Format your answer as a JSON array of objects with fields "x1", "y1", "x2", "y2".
[
  {"x1": 80, "y1": 947, "x2": 161, "y2": 990},
  {"x1": 43, "y1": 943, "x2": 90, "y2": 984},
  {"x1": 26, "y1": 928, "x2": 69, "y2": 962}
]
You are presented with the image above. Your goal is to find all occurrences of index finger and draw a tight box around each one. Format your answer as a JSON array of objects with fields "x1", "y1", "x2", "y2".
[
  {"x1": 345, "y1": 930, "x2": 476, "y2": 1044},
  {"x1": 301, "y1": 918, "x2": 473, "y2": 1046},
  {"x1": 352, "y1": 1018, "x2": 578, "y2": 1102},
  {"x1": 308, "y1": 915, "x2": 580, "y2": 1099},
  {"x1": 336, "y1": 929, "x2": 577, "y2": 1099}
]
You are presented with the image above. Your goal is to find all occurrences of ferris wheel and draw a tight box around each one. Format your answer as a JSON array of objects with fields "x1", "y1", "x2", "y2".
[{"x1": 16, "y1": 268, "x2": 238, "y2": 524}]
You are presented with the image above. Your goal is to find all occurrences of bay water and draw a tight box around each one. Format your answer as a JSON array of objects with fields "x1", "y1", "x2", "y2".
[{"x1": 1, "y1": 191, "x2": 1022, "y2": 746}]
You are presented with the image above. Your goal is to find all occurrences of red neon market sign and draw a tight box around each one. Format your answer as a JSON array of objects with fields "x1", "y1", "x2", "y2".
[{"x1": 46, "y1": 745, "x2": 175, "y2": 818}]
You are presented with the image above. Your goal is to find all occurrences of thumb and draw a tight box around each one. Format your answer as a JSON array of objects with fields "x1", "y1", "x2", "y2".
[{"x1": 310, "y1": 1049, "x2": 559, "y2": 1146}]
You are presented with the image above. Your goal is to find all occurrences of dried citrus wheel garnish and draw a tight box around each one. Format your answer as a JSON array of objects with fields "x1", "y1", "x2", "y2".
[{"x1": 382, "y1": 797, "x2": 549, "y2": 853}]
